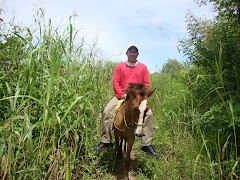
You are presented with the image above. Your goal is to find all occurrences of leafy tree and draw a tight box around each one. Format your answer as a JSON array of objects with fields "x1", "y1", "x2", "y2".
[
  {"x1": 194, "y1": 0, "x2": 240, "y2": 20},
  {"x1": 161, "y1": 59, "x2": 182, "y2": 73},
  {"x1": 179, "y1": 2, "x2": 240, "y2": 177},
  {"x1": 180, "y1": 2, "x2": 240, "y2": 93}
]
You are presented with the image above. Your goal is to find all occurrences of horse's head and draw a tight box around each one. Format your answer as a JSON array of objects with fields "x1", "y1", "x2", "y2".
[{"x1": 125, "y1": 83, "x2": 155, "y2": 137}]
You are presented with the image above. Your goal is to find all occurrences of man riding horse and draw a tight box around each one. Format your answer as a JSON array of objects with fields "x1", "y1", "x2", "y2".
[{"x1": 94, "y1": 45, "x2": 159, "y2": 157}]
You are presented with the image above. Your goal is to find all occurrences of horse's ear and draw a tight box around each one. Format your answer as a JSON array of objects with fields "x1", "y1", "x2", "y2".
[{"x1": 147, "y1": 88, "x2": 156, "y2": 97}]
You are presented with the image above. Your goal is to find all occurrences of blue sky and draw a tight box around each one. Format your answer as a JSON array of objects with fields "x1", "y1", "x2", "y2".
[{"x1": 2, "y1": 0, "x2": 215, "y2": 72}]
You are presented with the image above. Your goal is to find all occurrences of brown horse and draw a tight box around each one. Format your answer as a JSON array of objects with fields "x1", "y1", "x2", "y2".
[{"x1": 113, "y1": 83, "x2": 155, "y2": 179}]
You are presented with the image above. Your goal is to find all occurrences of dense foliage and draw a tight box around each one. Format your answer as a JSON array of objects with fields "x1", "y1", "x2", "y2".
[
  {"x1": 178, "y1": 0, "x2": 240, "y2": 178},
  {"x1": 1, "y1": 1, "x2": 240, "y2": 178},
  {"x1": 182, "y1": 0, "x2": 240, "y2": 93},
  {"x1": 0, "y1": 16, "x2": 117, "y2": 179}
]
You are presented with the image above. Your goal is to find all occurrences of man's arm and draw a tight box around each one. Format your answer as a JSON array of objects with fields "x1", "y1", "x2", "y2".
[
  {"x1": 143, "y1": 65, "x2": 150, "y2": 89},
  {"x1": 113, "y1": 65, "x2": 125, "y2": 99}
]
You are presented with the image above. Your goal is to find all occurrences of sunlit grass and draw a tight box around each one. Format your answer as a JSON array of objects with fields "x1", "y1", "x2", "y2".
[
  {"x1": 1, "y1": 10, "x2": 239, "y2": 179},
  {"x1": 0, "y1": 14, "x2": 115, "y2": 179}
]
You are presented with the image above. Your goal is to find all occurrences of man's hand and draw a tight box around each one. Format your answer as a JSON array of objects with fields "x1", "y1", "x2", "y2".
[{"x1": 121, "y1": 93, "x2": 127, "y2": 99}]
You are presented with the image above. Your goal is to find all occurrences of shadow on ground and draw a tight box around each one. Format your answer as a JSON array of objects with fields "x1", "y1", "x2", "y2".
[{"x1": 97, "y1": 145, "x2": 152, "y2": 180}]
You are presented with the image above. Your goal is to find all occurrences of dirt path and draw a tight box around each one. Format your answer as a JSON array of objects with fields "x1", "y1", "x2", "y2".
[{"x1": 111, "y1": 147, "x2": 138, "y2": 180}]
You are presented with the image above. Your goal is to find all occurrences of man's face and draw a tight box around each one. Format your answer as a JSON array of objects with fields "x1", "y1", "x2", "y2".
[{"x1": 126, "y1": 47, "x2": 139, "y2": 63}]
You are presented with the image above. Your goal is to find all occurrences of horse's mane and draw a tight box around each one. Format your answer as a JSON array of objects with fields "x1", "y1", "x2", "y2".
[{"x1": 125, "y1": 83, "x2": 147, "y2": 97}]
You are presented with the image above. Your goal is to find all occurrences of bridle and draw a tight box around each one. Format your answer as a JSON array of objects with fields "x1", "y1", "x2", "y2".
[{"x1": 113, "y1": 100, "x2": 138, "y2": 133}]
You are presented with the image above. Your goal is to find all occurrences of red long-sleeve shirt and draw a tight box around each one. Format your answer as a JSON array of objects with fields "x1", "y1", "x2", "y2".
[{"x1": 113, "y1": 62, "x2": 150, "y2": 99}]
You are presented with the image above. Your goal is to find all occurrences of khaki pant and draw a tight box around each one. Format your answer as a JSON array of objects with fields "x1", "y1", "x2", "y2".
[{"x1": 101, "y1": 96, "x2": 154, "y2": 146}]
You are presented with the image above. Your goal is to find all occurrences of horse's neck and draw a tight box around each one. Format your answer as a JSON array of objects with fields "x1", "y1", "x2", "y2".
[{"x1": 123, "y1": 99, "x2": 134, "y2": 123}]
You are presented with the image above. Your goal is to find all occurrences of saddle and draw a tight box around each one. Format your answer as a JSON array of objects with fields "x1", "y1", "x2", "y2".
[{"x1": 111, "y1": 99, "x2": 125, "y2": 130}]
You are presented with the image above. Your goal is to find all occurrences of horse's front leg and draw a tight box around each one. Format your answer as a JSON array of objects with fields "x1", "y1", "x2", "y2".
[
  {"x1": 125, "y1": 136, "x2": 135, "y2": 179},
  {"x1": 114, "y1": 130, "x2": 122, "y2": 159}
]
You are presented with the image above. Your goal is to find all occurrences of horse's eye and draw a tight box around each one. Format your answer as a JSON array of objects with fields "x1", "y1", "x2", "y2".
[{"x1": 132, "y1": 107, "x2": 136, "y2": 111}]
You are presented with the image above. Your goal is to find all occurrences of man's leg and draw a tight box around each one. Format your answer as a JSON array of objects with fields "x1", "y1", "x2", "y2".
[
  {"x1": 141, "y1": 109, "x2": 159, "y2": 157},
  {"x1": 101, "y1": 96, "x2": 118, "y2": 143},
  {"x1": 94, "y1": 97, "x2": 118, "y2": 151}
]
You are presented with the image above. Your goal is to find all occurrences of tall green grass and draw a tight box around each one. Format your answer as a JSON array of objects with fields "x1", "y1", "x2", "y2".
[
  {"x1": 0, "y1": 13, "x2": 116, "y2": 179},
  {"x1": 1, "y1": 10, "x2": 239, "y2": 179},
  {"x1": 144, "y1": 49, "x2": 239, "y2": 179}
]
